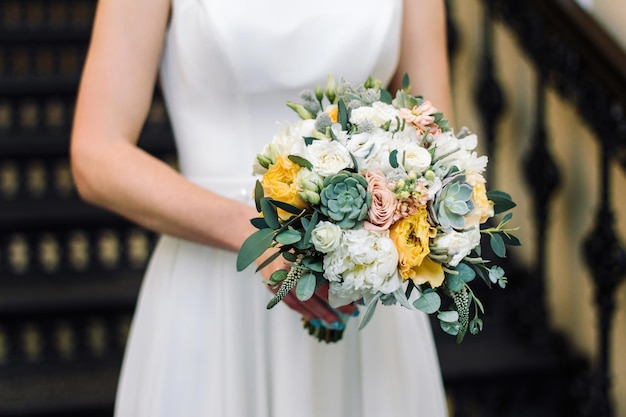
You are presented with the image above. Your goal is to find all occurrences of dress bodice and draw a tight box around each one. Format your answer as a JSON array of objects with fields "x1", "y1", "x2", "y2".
[{"x1": 159, "y1": 0, "x2": 402, "y2": 187}]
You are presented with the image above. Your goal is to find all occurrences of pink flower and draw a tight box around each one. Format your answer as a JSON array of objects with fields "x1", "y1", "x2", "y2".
[
  {"x1": 399, "y1": 101, "x2": 442, "y2": 136},
  {"x1": 363, "y1": 170, "x2": 397, "y2": 231}
]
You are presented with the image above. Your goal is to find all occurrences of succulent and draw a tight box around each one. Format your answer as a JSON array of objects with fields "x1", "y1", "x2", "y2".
[
  {"x1": 434, "y1": 175, "x2": 474, "y2": 230},
  {"x1": 319, "y1": 171, "x2": 372, "y2": 229}
]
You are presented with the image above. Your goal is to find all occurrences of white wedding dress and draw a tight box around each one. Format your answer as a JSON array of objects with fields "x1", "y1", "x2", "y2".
[{"x1": 114, "y1": 0, "x2": 449, "y2": 416}]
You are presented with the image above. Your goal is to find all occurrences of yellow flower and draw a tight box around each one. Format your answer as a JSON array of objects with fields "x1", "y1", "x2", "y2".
[
  {"x1": 261, "y1": 156, "x2": 307, "y2": 220},
  {"x1": 466, "y1": 179, "x2": 494, "y2": 227},
  {"x1": 325, "y1": 104, "x2": 338, "y2": 123},
  {"x1": 390, "y1": 206, "x2": 444, "y2": 287}
]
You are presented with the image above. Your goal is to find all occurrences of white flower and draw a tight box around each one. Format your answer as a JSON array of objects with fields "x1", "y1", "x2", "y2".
[
  {"x1": 323, "y1": 229, "x2": 400, "y2": 307},
  {"x1": 431, "y1": 227, "x2": 481, "y2": 266},
  {"x1": 311, "y1": 221, "x2": 342, "y2": 253},
  {"x1": 305, "y1": 139, "x2": 353, "y2": 176},
  {"x1": 350, "y1": 102, "x2": 400, "y2": 129},
  {"x1": 253, "y1": 119, "x2": 313, "y2": 175},
  {"x1": 402, "y1": 142, "x2": 432, "y2": 175},
  {"x1": 346, "y1": 130, "x2": 391, "y2": 172}
]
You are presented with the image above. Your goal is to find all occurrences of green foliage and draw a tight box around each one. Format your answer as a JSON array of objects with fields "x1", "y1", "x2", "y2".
[
  {"x1": 487, "y1": 190, "x2": 517, "y2": 214},
  {"x1": 295, "y1": 272, "x2": 316, "y2": 301},
  {"x1": 358, "y1": 293, "x2": 382, "y2": 330},
  {"x1": 237, "y1": 228, "x2": 276, "y2": 271},
  {"x1": 413, "y1": 290, "x2": 441, "y2": 314}
]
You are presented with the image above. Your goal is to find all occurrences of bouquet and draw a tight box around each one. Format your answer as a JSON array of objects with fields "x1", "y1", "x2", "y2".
[{"x1": 237, "y1": 75, "x2": 519, "y2": 343}]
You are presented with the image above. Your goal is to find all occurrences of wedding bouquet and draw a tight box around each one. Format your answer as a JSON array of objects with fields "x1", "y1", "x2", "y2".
[{"x1": 237, "y1": 75, "x2": 519, "y2": 343}]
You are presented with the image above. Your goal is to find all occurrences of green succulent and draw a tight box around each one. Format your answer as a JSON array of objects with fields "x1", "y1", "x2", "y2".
[
  {"x1": 435, "y1": 175, "x2": 474, "y2": 230},
  {"x1": 319, "y1": 171, "x2": 372, "y2": 229}
]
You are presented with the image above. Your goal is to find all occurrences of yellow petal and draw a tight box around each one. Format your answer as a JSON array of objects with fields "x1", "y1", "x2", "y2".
[{"x1": 410, "y1": 256, "x2": 445, "y2": 288}]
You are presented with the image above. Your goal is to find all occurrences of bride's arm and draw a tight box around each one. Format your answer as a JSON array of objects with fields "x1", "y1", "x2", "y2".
[
  {"x1": 71, "y1": 0, "x2": 256, "y2": 252},
  {"x1": 71, "y1": 0, "x2": 351, "y2": 323},
  {"x1": 390, "y1": 0, "x2": 453, "y2": 121}
]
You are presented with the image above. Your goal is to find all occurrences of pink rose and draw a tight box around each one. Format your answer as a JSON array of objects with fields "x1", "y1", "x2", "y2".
[
  {"x1": 399, "y1": 101, "x2": 442, "y2": 136},
  {"x1": 364, "y1": 170, "x2": 397, "y2": 231}
]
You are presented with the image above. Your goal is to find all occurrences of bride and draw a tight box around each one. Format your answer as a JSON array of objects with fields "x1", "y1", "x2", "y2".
[{"x1": 71, "y1": 0, "x2": 452, "y2": 415}]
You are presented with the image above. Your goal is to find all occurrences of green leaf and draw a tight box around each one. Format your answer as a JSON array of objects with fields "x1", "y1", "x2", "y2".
[
  {"x1": 282, "y1": 251, "x2": 297, "y2": 262},
  {"x1": 446, "y1": 273, "x2": 464, "y2": 292},
  {"x1": 401, "y1": 73, "x2": 410, "y2": 91},
  {"x1": 358, "y1": 292, "x2": 383, "y2": 330},
  {"x1": 260, "y1": 198, "x2": 280, "y2": 229},
  {"x1": 490, "y1": 233, "x2": 506, "y2": 258},
  {"x1": 502, "y1": 233, "x2": 521, "y2": 246},
  {"x1": 487, "y1": 190, "x2": 517, "y2": 214},
  {"x1": 338, "y1": 99, "x2": 348, "y2": 131},
  {"x1": 302, "y1": 211, "x2": 319, "y2": 247},
  {"x1": 437, "y1": 310, "x2": 459, "y2": 323},
  {"x1": 254, "y1": 181, "x2": 264, "y2": 213},
  {"x1": 250, "y1": 217, "x2": 268, "y2": 229},
  {"x1": 288, "y1": 155, "x2": 313, "y2": 169},
  {"x1": 255, "y1": 249, "x2": 282, "y2": 272},
  {"x1": 392, "y1": 286, "x2": 412, "y2": 310},
  {"x1": 269, "y1": 199, "x2": 304, "y2": 216},
  {"x1": 501, "y1": 212, "x2": 513, "y2": 224},
  {"x1": 413, "y1": 291, "x2": 441, "y2": 314},
  {"x1": 379, "y1": 88, "x2": 393, "y2": 104},
  {"x1": 236, "y1": 228, "x2": 275, "y2": 271},
  {"x1": 389, "y1": 149, "x2": 399, "y2": 169},
  {"x1": 276, "y1": 229, "x2": 302, "y2": 245},
  {"x1": 456, "y1": 263, "x2": 476, "y2": 283},
  {"x1": 440, "y1": 320, "x2": 460, "y2": 336},
  {"x1": 303, "y1": 136, "x2": 318, "y2": 146},
  {"x1": 295, "y1": 272, "x2": 316, "y2": 301},
  {"x1": 469, "y1": 317, "x2": 483, "y2": 335},
  {"x1": 302, "y1": 256, "x2": 324, "y2": 272},
  {"x1": 269, "y1": 269, "x2": 288, "y2": 283}
]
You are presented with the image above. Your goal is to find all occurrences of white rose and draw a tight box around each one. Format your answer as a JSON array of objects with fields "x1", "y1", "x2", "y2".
[
  {"x1": 402, "y1": 142, "x2": 432, "y2": 175},
  {"x1": 346, "y1": 130, "x2": 391, "y2": 172},
  {"x1": 311, "y1": 221, "x2": 342, "y2": 253},
  {"x1": 253, "y1": 119, "x2": 313, "y2": 175},
  {"x1": 350, "y1": 102, "x2": 400, "y2": 129},
  {"x1": 305, "y1": 139, "x2": 353, "y2": 176},
  {"x1": 431, "y1": 228, "x2": 481, "y2": 266}
]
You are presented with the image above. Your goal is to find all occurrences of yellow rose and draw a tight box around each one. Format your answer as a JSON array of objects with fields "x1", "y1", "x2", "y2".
[
  {"x1": 466, "y1": 179, "x2": 494, "y2": 227},
  {"x1": 390, "y1": 206, "x2": 444, "y2": 287},
  {"x1": 325, "y1": 104, "x2": 338, "y2": 123},
  {"x1": 261, "y1": 156, "x2": 307, "y2": 220}
]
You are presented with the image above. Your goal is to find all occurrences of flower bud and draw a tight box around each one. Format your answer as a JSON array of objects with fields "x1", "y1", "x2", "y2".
[
  {"x1": 299, "y1": 189, "x2": 321, "y2": 205},
  {"x1": 256, "y1": 154, "x2": 272, "y2": 169},
  {"x1": 286, "y1": 102, "x2": 314, "y2": 120},
  {"x1": 325, "y1": 74, "x2": 336, "y2": 103},
  {"x1": 315, "y1": 84, "x2": 324, "y2": 102}
]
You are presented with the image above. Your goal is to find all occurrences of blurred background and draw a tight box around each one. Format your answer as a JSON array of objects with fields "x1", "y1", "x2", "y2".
[{"x1": 0, "y1": 0, "x2": 625, "y2": 416}]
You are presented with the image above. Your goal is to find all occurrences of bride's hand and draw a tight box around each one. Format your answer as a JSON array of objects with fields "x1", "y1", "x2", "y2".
[{"x1": 258, "y1": 253, "x2": 358, "y2": 329}]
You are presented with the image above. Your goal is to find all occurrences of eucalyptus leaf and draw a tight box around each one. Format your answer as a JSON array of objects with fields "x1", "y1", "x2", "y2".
[
  {"x1": 487, "y1": 190, "x2": 517, "y2": 214},
  {"x1": 255, "y1": 249, "x2": 283, "y2": 272},
  {"x1": 302, "y1": 211, "x2": 319, "y2": 247},
  {"x1": 358, "y1": 292, "x2": 383, "y2": 330},
  {"x1": 260, "y1": 198, "x2": 280, "y2": 229},
  {"x1": 437, "y1": 310, "x2": 459, "y2": 323},
  {"x1": 501, "y1": 212, "x2": 513, "y2": 224},
  {"x1": 236, "y1": 228, "x2": 275, "y2": 271},
  {"x1": 338, "y1": 99, "x2": 348, "y2": 131},
  {"x1": 380, "y1": 88, "x2": 393, "y2": 104},
  {"x1": 440, "y1": 320, "x2": 460, "y2": 336},
  {"x1": 302, "y1": 256, "x2": 324, "y2": 272},
  {"x1": 392, "y1": 286, "x2": 413, "y2": 310},
  {"x1": 446, "y1": 273, "x2": 464, "y2": 292},
  {"x1": 402, "y1": 73, "x2": 410, "y2": 91},
  {"x1": 295, "y1": 272, "x2": 316, "y2": 301},
  {"x1": 501, "y1": 233, "x2": 521, "y2": 246},
  {"x1": 413, "y1": 291, "x2": 441, "y2": 314},
  {"x1": 254, "y1": 181, "x2": 264, "y2": 213},
  {"x1": 490, "y1": 233, "x2": 506, "y2": 258},
  {"x1": 303, "y1": 136, "x2": 318, "y2": 146},
  {"x1": 389, "y1": 149, "x2": 399, "y2": 169},
  {"x1": 276, "y1": 229, "x2": 302, "y2": 245},
  {"x1": 456, "y1": 262, "x2": 476, "y2": 283},
  {"x1": 282, "y1": 251, "x2": 297, "y2": 262},
  {"x1": 469, "y1": 317, "x2": 483, "y2": 335},
  {"x1": 269, "y1": 269, "x2": 288, "y2": 283},
  {"x1": 250, "y1": 217, "x2": 268, "y2": 230},
  {"x1": 288, "y1": 155, "x2": 313, "y2": 169},
  {"x1": 270, "y1": 199, "x2": 304, "y2": 216}
]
